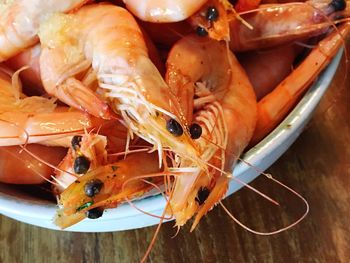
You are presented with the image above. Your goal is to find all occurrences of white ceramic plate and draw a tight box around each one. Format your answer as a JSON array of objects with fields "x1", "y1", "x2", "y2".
[{"x1": 0, "y1": 49, "x2": 343, "y2": 232}]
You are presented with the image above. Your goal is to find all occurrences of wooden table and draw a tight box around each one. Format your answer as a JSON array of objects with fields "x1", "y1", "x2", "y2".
[{"x1": 1, "y1": 51, "x2": 350, "y2": 263}]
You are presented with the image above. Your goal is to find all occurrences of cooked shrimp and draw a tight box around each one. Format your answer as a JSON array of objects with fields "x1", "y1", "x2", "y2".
[
  {"x1": 234, "y1": 0, "x2": 262, "y2": 12},
  {"x1": 5, "y1": 44, "x2": 44, "y2": 95},
  {"x1": 250, "y1": 23, "x2": 350, "y2": 145},
  {"x1": 166, "y1": 35, "x2": 257, "y2": 228},
  {"x1": 230, "y1": 0, "x2": 348, "y2": 51},
  {"x1": 238, "y1": 44, "x2": 302, "y2": 100},
  {"x1": 140, "y1": 20, "x2": 193, "y2": 48},
  {"x1": 123, "y1": 0, "x2": 208, "y2": 22},
  {"x1": 188, "y1": 0, "x2": 235, "y2": 41},
  {"x1": 0, "y1": 66, "x2": 104, "y2": 147},
  {"x1": 0, "y1": 144, "x2": 66, "y2": 184},
  {"x1": 0, "y1": 0, "x2": 88, "y2": 61},
  {"x1": 55, "y1": 152, "x2": 162, "y2": 229},
  {"x1": 53, "y1": 133, "x2": 108, "y2": 194},
  {"x1": 39, "y1": 4, "x2": 202, "y2": 167},
  {"x1": 6, "y1": 31, "x2": 165, "y2": 94}
]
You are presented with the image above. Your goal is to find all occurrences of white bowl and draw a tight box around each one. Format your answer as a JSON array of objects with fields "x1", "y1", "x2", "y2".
[{"x1": 0, "y1": 50, "x2": 343, "y2": 232}]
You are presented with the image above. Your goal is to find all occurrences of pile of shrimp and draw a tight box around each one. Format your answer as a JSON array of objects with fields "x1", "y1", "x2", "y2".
[{"x1": 0, "y1": 0, "x2": 349, "y2": 260}]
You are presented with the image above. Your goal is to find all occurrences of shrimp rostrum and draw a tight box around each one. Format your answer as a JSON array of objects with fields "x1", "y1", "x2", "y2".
[{"x1": 38, "y1": 3, "x2": 203, "y2": 167}]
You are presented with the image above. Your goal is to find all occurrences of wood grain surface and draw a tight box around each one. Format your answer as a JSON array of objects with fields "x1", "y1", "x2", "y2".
[{"x1": 1, "y1": 45, "x2": 350, "y2": 263}]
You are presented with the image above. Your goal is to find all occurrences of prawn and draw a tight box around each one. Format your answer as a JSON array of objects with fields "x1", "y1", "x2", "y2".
[
  {"x1": 0, "y1": 0, "x2": 88, "y2": 62},
  {"x1": 5, "y1": 44, "x2": 44, "y2": 95},
  {"x1": 0, "y1": 65, "x2": 104, "y2": 147},
  {"x1": 55, "y1": 151, "x2": 163, "y2": 229},
  {"x1": 165, "y1": 35, "x2": 257, "y2": 228},
  {"x1": 52, "y1": 120, "x2": 129, "y2": 192},
  {"x1": 188, "y1": 0, "x2": 236, "y2": 41},
  {"x1": 238, "y1": 44, "x2": 302, "y2": 100},
  {"x1": 122, "y1": 0, "x2": 208, "y2": 22},
  {"x1": 6, "y1": 28, "x2": 165, "y2": 93},
  {"x1": 234, "y1": 0, "x2": 262, "y2": 12},
  {"x1": 0, "y1": 144, "x2": 66, "y2": 184},
  {"x1": 250, "y1": 23, "x2": 350, "y2": 145},
  {"x1": 229, "y1": 0, "x2": 349, "y2": 51},
  {"x1": 38, "y1": 4, "x2": 203, "y2": 167},
  {"x1": 52, "y1": 133, "x2": 108, "y2": 194}
]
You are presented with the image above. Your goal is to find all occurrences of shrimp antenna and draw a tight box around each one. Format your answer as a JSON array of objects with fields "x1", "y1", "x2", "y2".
[
  {"x1": 121, "y1": 170, "x2": 183, "y2": 220},
  {"x1": 206, "y1": 161, "x2": 280, "y2": 206},
  {"x1": 219, "y1": 172, "x2": 309, "y2": 235},
  {"x1": 0, "y1": 118, "x2": 79, "y2": 183},
  {"x1": 140, "y1": 195, "x2": 171, "y2": 263},
  {"x1": 122, "y1": 173, "x2": 173, "y2": 220},
  {"x1": 200, "y1": 129, "x2": 310, "y2": 234},
  {"x1": 1, "y1": 146, "x2": 60, "y2": 185},
  {"x1": 140, "y1": 171, "x2": 176, "y2": 263}
]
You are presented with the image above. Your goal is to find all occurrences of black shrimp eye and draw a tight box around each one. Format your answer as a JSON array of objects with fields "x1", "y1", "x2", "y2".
[
  {"x1": 189, "y1": 123, "x2": 202, "y2": 139},
  {"x1": 206, "y1": 6, "x2": 219, "y2": 22},
  {"x1": 74, "y1": 155, "x2": 91, "y2": 174},
  {"x1": 71, "y1": 135, "x2": 82, "y2": 150},
  {"x1": 84, "y1": 179, "x2": 104, "y2": 197},
  {"x1": 196, "y1": 26, "x2": 208, "y2": 37},
  {"x1": 86, "y1": 208, "x2": 104, "y2": 219},
  {"x1": 195, "y1": 187, "x2": 210, "y2": 205},
  {"x1": 329, "y1": 0, "x2": 346, "y2": 11},
  {"x1": 166, "y1": 118, "x2": 183, "y2": 137}
]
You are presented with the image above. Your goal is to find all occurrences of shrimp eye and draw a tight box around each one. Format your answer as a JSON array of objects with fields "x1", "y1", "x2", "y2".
[
  {"x1": 189, "y1": 123, "x2": 202, "y2": 139},
  {"x1": 166, "y1": 119, "x2": 183, "y2": 137},
  {"x1": 195, "y1": 187, "x2": 210, "y2": 205},
  {"x1": 329, "y1": 0, "x2": 346, "y2": 11},
  {"x1": 71, "y1": 135, "x2": 82, "y2": 150},
  {"x1": 86, "y1": 208, "x2": 104, "y2": 219},
  {"x1": 84, "y1": 179, "x2": 104, "y2": 197},
  {"x1": 196, "y1": 26, "x2": 208, "y2": 37},
  {"x1": 74, "y1": 155, "x2": 91, "y2": 174},
  {"x1": 206, "y1": 6, "x2": 219, "y2": 22}
]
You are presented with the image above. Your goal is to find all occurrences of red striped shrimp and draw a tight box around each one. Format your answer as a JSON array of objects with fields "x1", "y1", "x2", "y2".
[
  {"x1": 122, "y1": 0, "x2": 208, "y2": 22},
  {"x1": 38, "y1": 4, "x2": 203, "y2": 167},
  {"x1": 250, "y1": 23, "x2": 350, "y2": 145},
  {"x1": 0, "y1": 0, "x2": 88, "y2": 62},
  {"x1": 0, "y1": 65, "x2": 104, "y2": 147},
  {"x1": 230, "y1": 0, "x2": 348, "y2": 51},
  {"x1": 165, "y1": 35, "x2": 257, "y2": 228}
]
